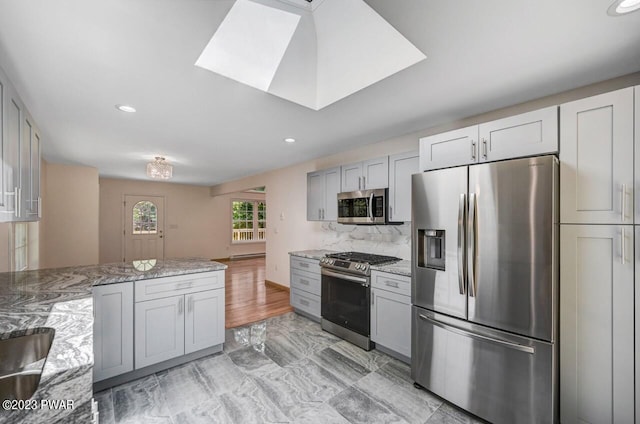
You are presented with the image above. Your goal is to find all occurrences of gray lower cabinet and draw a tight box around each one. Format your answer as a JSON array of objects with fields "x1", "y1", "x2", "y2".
[
  {"x1": 93, "y1": 282, "x2": 134, "y2": 382},
  {"x1": 134, "y1": 271, "x2": 225, "y2": 369},
  {"x1": 94, "y1": 271, "x2": 225, "y2": 384},
  {"x1": 370, "y1": 270, "x2": 410, "y2": 361},
  {"x1": 135, "y1": 295, "x2": 185, "y2": 369},
  {"x1": 290, "y1": 256, "x2": 321, "y2": 321},
  {"x1": 560, "y1": 224, "x2": 634, "y2": 424},
  {"x1": 185, "y1": 289, "x2": 225, "y2": 354}
]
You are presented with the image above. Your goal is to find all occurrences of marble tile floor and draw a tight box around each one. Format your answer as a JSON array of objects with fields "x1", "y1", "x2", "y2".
[{"x1": 94, "y1": 312, "x2": 484, "y2": 424}]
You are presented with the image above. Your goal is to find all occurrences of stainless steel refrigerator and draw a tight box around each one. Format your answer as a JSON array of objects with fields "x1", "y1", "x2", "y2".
[{"x1": 411, "y1": 155, "x2": 558, "y2": 424}]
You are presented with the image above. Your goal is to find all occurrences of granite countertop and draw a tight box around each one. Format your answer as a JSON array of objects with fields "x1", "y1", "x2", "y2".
[
  {"x1": 289, "y1": 249, "x2": 337, "y2": 260},
  {"x1": 0, "y1": 258, "x2": 227, "y2": 424},
  {"x1": 371, "y1": 259, "x2": 412, "y2": 277}
]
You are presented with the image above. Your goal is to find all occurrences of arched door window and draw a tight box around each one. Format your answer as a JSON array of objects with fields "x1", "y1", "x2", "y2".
[{"x1": 132, "y1": 201, "x2": 158, "y2": 234}]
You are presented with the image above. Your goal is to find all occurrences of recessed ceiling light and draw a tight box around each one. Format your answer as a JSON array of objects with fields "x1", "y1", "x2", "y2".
[
  {"x1": 284, "y1": 138, "x2": 296, "y2": 143},
  {"x1": 116, "y1": 104, "x2": 136, "y2": 113},
  {"x1": 608, "y1": 0, "x2": 640, "y2": 15}
]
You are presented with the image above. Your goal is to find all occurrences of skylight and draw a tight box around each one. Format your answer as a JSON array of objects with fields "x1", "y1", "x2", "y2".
[{"x1": 195, "y1": 0, "x2": 426, "y2": 110}]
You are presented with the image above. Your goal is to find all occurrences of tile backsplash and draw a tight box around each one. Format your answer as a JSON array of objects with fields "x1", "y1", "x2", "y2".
[{"x1": 319, "y1": 222, "x2": 411, "y2": 259}]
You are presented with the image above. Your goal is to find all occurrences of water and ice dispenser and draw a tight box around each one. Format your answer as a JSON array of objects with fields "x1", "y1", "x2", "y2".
[{"x1": 417, "y1": 229, "x2": 445, "y2": 271}]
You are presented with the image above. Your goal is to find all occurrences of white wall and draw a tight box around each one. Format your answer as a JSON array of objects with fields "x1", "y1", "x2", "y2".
[{"x1": 210, "y1": 72, "x2": 640, "y2": 287}]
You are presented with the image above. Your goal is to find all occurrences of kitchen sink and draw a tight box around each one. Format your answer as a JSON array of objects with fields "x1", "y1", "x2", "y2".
[
  {"x1": 0, "y1": 371, "x2": 42, "y2": 401},
  {"x1": 0, "y1": 328, "x2": 55, "y2": 400}
]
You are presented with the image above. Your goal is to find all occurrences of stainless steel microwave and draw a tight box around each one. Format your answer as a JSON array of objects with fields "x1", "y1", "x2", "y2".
[{"x1": 337, "y1": 188, "x2": 388, "y2": 225}]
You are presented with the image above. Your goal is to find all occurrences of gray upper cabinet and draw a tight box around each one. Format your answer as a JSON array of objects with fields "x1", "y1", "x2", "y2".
[
  {"x1": 1, "y1": 81, "x2": 21, "y2": 221},
  {"x1": 478, "y1": 106, "x2": 558, "y2": 163},
  {"x1": 388, "y1": 151, "x2": 419, "y2": 222},
  {"x1": 0, "y1": 65, "x2": 41, "y2": 222},
  {"x1": 307, "y1": 167, "x2": 340, "y2": 221},
  {"x1": 560, "y1": 87, "x2": 634, "y2": 224},
  {"x1": 419, "y1": 106, "x2": 558, "y2": 171},
  {"x1": 341, "y1": 157, "x2": 388, "y2": 192},
  {"x1": 420, "y1": 126, "x2": 478, "y2": 171}
]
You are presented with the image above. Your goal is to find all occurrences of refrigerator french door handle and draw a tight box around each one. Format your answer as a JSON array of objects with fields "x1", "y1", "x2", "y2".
[
  {"x1": 368, "y1": 193, "x2": 374, "y2": 221},
  {"x1": 457, "y1": 193, "x2": 466, "y2": 295},
  {"x1": 467, "y1": 193, "x2": 477, "y2": 297},
  {"x1": 418, "y1": 313, "x2": 535, "y2": 354}
]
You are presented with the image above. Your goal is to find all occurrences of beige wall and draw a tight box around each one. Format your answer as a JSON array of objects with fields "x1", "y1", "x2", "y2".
[
  {"x1": 41, "y1": 162, "x2": 99, "y2": 268},
  {"x1": 210, "y1": 71, "x2": 640, "y2": 287},
  {"x1": 99, "y1": 178, "x2": 265, "y2": 264}
]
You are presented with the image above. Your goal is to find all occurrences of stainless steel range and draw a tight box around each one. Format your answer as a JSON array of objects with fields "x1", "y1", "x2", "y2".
[{"x1": 320, "y1": 251, "x2": 400, "y2": 350}]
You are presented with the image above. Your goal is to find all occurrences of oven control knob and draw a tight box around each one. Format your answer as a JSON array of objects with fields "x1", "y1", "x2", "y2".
[
  {"x1": 321, "y1": 258, "x2": 326, "y2": 263},
  {"x1": 328, "y1": 259, "x2": 334, "y2": 265},
  {"x1": 355, "y1": 264, "x2": 362, "y2": 270}
]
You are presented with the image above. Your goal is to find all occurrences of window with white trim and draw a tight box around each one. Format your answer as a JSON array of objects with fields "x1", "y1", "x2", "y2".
[{"x1": 232, "y1": 200, "x2": 266, "y2": 243}]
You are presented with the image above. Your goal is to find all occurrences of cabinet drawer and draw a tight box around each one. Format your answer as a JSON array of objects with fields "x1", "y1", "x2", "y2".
[
  {"x1": 290, "y1": 256, "x2": 320, "y2": 274},
  {"x1": 291, "y1": 269, "x2": 321, "y2": 296},
  {"x1": 372, "y1": 271, "x2": 411, "y2": 297},
  {"x1": 135, "y1": 271, "x2": 224, "y2": 302},
  {"x1": 290, "y1": 289, "x2": 320, "y2": 318}
]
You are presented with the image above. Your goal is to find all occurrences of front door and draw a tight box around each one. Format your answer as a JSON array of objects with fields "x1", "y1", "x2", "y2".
[{"x1": 124, "y1": 195, "x2": 165, "y2": 261}]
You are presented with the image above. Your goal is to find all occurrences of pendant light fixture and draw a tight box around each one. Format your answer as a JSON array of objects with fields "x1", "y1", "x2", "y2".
[{"x1": 146, "y1": 156, "x2": 173, "y2": 180}]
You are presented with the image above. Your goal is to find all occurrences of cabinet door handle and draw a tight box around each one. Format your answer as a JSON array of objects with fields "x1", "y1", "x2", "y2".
[
  {"x1": 178, "y1": 297, "x2": 184, "y2": 314},
  {"x1": 371, "y1": 290, "x2": 374, "y2": 305},
  {"x1": 318, "y1": 208, "x2": 322, "y2": 219},
  {"x1": 37, "y1": 196, "x2": 42, "y2": 218},
  {"x1": 482, "y1": 139, "x2": 488, "y2": 159},
  {"x1": 299, "y1": 299, "x2": 310, "y2": 306},
  {"x1": 322, "y1": 208, "x2": 325, "y2": 220},
  {"x1": 471, "y1": 140, "x2": 476, "y2": 160},
  {"x1": 621, "y1": 184, "x2": 626, "y2": 222},
  {"x1": 299, "y1": 278, "x2": 309, "y2": 285},
  {"x1": 299, "y1": 262, "x2": 309, "y2": 268},
  {"x1": 358, "y1": 176, "x2": 362, "y2": 190},
  {"x1": 385, "y1": 280, "x2": 399, "y2": 288},
  {"x1": 14, "y1": 187, "x2": 19, "y2": 218},
  {"x1": 389, "y1": 206, "x2": 393, "y2": 220},
  {"x1": 362, "y1": 176, "x2": 366, "y2": 189},
  {"x1": 188, "y1": 296, "x2": 193, "y2": 313},
  {"x1": 621, "y1": 227, "x2": 626, "y2": 265}
]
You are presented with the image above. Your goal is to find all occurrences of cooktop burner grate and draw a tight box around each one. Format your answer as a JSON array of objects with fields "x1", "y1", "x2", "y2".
[{"x1": 325, "y1": 251, "x2": 401, "y2": 265}]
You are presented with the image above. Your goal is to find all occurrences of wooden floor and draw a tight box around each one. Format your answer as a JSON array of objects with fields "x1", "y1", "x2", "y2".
[{"x1": 223, "y1": 257, "x2": 293, "y2": 328}]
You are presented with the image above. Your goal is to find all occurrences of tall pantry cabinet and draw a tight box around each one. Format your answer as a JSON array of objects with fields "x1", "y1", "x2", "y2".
[{"x1": 559, "y1": 86, "x2": 637, "y2": 424}]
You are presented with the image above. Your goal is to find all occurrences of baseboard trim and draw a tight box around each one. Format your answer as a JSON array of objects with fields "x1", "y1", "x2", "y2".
[{"x1": 265, "y1": 279, "x2": 290, "y2": 293}]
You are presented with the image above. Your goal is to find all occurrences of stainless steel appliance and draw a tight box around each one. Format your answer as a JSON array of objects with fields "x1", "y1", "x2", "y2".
[
  {"x1": 337, "y1": 189, "x2": 388, "y2": 224},
  {"x1": 411, "y1": 155, "x2": 559, "y2": 424},
  {"x1": 320, "y1": 251, "x2": 400, "y2": 350}
]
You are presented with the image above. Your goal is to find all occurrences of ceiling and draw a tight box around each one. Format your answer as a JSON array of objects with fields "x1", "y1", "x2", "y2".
[{"x1": 0, "y1": 0, "x2": 639, "y2": 186}]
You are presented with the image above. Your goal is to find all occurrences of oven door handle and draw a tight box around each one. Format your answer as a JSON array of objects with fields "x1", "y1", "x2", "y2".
[
  {"x1": 368, "y1": 193, "x2": 374, "y2": 221},
  {"x1": 321, "y1": 269, "x2": 369, "y2": 286}
]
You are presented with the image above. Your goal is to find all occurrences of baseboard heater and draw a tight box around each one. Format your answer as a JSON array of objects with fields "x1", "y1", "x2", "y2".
[{"x1": 229, "y1": 253, "x2": 265, "y2": 260}]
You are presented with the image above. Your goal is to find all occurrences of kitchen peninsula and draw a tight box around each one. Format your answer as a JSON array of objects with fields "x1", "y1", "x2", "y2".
[{"x1": 0, "y1": 258, "x2": 226, "y2": 424}]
